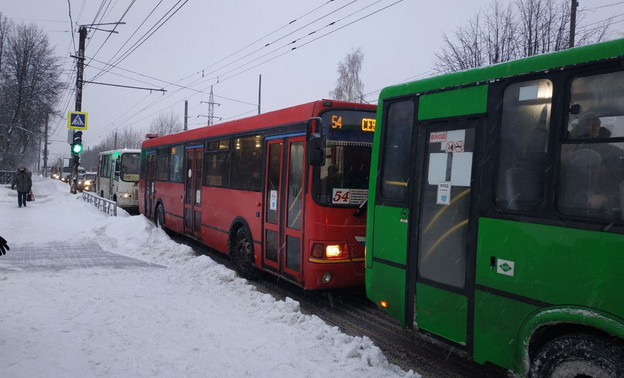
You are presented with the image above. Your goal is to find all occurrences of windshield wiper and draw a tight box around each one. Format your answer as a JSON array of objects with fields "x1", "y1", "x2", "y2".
[{"x1": 353, "y1": 198, "x2": 367, "y2": 217}]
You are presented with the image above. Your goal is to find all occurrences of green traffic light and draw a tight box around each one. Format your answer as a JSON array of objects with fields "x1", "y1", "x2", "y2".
[{"x1": 72, "y1": 143, "x2": 83, "y2": 154}]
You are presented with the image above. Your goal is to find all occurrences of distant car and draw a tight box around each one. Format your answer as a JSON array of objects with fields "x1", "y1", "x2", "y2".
[
  {"x1": 60, "y1": 167, "x2": 72, "y2": 182},
  {"x1": 61, "y1": 167, "x2": 86, "y2": 184},
  {"x1": 78, "y1": 172, "x2": 96, "y2": 192}
]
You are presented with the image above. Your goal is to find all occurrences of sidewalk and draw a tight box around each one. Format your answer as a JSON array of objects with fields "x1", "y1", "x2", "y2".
[{"x1": 0, "y1": 240, "x2": 163, "y2": 272}]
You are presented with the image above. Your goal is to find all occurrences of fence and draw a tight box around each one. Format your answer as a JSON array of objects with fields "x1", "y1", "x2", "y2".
[
  {"x1": 0, "y1": 171, "x2": 14, "y2": 185},
  {"x1": 82, "y1": 191, "x2": 117, "y2": 216}
]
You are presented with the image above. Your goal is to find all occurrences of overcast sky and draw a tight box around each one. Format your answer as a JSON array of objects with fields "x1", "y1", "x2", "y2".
[{"x1": 3, "y1": 0, "x2": 623, "y2": 161}]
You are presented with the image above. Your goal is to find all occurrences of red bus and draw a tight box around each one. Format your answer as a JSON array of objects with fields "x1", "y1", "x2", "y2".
[{"x1": 139, "y1": 100, "x2": 377, "y2": 289}]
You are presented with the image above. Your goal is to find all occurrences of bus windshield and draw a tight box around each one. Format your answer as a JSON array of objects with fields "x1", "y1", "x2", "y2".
[
  {"x1": 121, "y1": 153, "x2": 140, "y2": 182},
  {"x1": 314, "y1": 109, "x2": 375, "y2": 206}
]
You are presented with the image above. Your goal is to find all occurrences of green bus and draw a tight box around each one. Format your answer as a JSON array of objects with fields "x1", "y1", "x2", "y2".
[{"x1": 365, "y1": 39, "x2": 624, "y2": 377}]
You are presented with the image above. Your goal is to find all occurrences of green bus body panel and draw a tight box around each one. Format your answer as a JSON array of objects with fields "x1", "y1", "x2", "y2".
[
  {"x1": 365, "y1": 205, "x2": 409, "y2": 325},
  {"x1": 418, "y1": 85, "x2": 488, "y2": 120},
  {"x1": 370, "y1": 206, "x2": 409, "y2": 265},
  {"x1": 476, "y1": 218, "x2": 624, "y2": 314},
  {"x1": 475, "y1": 217, "x2": 624, "y2": 371},
  {"x1": 379, "y1": 39, "x2": 624, "y2": 101},
  {"x1": 473, "y1": 290, "x2": 538, "y2": 371},
  {"x1": 365, "y1": 263, "x2": 406, "y2": 325},
  {"x1": 416, "y1": 284, "x2": 467, "y2": 344}
]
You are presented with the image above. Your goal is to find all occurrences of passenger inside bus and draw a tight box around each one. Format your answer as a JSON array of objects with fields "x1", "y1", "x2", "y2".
[{"x1": 559, "y1": 114, "x2": 624, "y2": 220}]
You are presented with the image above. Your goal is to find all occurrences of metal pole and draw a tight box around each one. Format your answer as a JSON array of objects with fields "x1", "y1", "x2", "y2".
[
  {"x1": 184, "y1": 100, "x2": 188, "y2": 130},
  {"x1": 43, "y1": 113, "x2": 49, "y2": 177},
  {"x1": 569, "y1": 0, "x2": 578, "y2": 48},
  {"x1": 258, "y1": 74, "x2": 262, "y2": 114}
]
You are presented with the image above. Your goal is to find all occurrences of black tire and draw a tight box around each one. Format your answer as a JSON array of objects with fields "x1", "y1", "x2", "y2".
[
  {"x1": 231, "y1": 227, "x2": 257, "y2": 280},
  {"x1": 529, "y1": 333, "x2": 624, "y2": 378},
  {"x1": 155, "y1": 204, "x2": 166, "y2": 230}
]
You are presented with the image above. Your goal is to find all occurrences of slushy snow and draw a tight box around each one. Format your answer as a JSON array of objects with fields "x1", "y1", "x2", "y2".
[{"x1": 0, "y1": 175, "x2": 416, "y2": 378}]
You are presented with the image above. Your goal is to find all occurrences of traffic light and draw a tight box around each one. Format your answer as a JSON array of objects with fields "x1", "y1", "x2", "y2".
[{"x1": 72, "y1": 131, "x2": 83, "y2": 155}]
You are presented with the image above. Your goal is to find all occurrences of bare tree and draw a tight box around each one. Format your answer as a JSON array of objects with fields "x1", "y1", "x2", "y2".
[
  {"x1": 0, "y1": 19, "x2": 62, "y2": 169},
  {"x1": 0, "y1": 13, "x2": 12, "y2": 71},
  {"x1": 149, "y1": 111, "x2": 183, "y2": 137},
  {"x1": 329, "y1": 48, "x2": 365, "y2": 102},
  {"x1": 434, "y1": 0, "x2": 611, "y2": 74}
]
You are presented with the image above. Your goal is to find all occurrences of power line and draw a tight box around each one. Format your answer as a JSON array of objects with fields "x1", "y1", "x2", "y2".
[
  {"x1": 94, "y1": 1, "x2": 404, "y2": 137},
  {"x1": 90, "y1": 0, "x2": 188, "y2": 83},
  {"x1": 85, "y1": 0, "x2": 136, "y2": 68},
  {"x1": 91, "y1": 0, "x2": 355, "y2": 134},
  {"x1": 585, "y1": 1, "x2": 624, "y2": 11},
  {"x1": 67, "y1": 0, "x2": 76, "y2": 52},
  {"x1": 88, "y1": 0, "x2": 164, "y2": 80}
]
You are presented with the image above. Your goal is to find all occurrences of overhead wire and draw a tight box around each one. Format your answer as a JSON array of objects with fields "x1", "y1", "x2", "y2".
[
  {"x1": 188, "y1": 0, "x2": 338, "y2": 79},
  {"x1": 87, "y1": 0, "x2": 165, "y2": 81},
  {"x1": 104, "y1": 0, "x2": 343, "y2": 114},
  {"x1": 89, "y1": 0, "x2": 188, "y2": 83},
  {"x1": 90, "y1": 0, "x2": 404, "y2": 137},
  {"x1": 93, "y1": 0, "x2": 339, "y2": 136},
  {"x1": 85, "y1": 0, "x2": 136, "y2": 69}
]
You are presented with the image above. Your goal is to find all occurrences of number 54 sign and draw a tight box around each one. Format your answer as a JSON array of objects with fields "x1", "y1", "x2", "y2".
[{"x1": 332, "y1": 188, "x2": 368, "y2": 205}]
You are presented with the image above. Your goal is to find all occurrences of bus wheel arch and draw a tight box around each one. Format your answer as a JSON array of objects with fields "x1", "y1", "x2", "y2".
[
  {"x1": 519, "y1": 308, "x2": 624, "y2": 376},
  {"x1": 528, "y1": 332, "x2": 624, "y2": 378},
  {"x1": 229, "y1": 219, "x2": 257, "y2": 280}
]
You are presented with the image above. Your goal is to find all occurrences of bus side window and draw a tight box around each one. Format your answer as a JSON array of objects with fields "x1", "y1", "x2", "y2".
[
  {"x1": 495, "y1": 79, "x2": 552, "y2": 212},
  {"x1": 379, "y1": 100, "x2": 414, "y2": 201},
  {"x1": 558, "y1": 71, "x2": 624, "y2": 221}
]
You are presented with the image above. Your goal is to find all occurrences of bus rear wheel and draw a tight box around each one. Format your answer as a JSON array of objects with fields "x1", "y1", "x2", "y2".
[
  {"x1": 529, "y1": 333, "x2": 624, "y2": 378},
  {"x1": 155, "y1": 205, "x2": 166, "y2": 230},
  {"x1": 231, "y1": 227, "x2": 256, "y2": 280}
]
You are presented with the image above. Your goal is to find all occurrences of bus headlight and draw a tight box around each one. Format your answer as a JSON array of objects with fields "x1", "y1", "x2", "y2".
[
  {"x1": 311, "y1": 243, "x2": 349, "y2": 259},
  {"x1": 122, "y1": 193, "x2": 131, "y2": 199},
  {"x1": 325, "y1": 244, "x2": 342, "y2": 258}
]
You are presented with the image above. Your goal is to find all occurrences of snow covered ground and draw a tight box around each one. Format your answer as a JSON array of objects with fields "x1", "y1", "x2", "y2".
[{"x1": 0, "y1": 175, "x2": 415, "y2": 378}]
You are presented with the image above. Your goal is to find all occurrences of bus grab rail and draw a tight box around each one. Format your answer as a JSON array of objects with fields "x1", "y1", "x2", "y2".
[{"x1": 82, "y1": 191, "x2": 117, "y2": 216}]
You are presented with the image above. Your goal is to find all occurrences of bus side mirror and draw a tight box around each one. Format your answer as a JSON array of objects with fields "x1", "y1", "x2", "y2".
[
  {"x1": 114, "y1": 160, "x2": 121, "y2": 177},
  {"x1": 308, "y1": 133, "x2": 325, "y2": 166}
]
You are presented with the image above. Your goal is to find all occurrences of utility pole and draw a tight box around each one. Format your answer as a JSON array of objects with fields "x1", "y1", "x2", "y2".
[
  {"x1": 569, "y1": 0, "x2": 578, "y2": 48},
  {"x1": 258, "y1": 74, "x2": 262, "y2": 114},
  {"x1": 71, "y1": 25, "x2": 87, "y2": 194},
  {"x1": 184, "y1": 100, "x2": 188, "y2": 130},
  {"x1": 43, "y1": 113, "x2": 49, "y2": 177}
]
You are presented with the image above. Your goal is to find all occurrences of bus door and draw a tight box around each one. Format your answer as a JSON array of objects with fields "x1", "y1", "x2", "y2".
[
  {"x1": 145, "y1": 151, "x2": 156, "y2": 218},
  {"x1": 184, "y1": 145, "x2": 203, "y2": 238},
  {"x1": 409, "y1": 121, "x2": 479, "y2": 346},
  {"x1": 263, "y1": 135, "x2": 305, "y2": 282}
]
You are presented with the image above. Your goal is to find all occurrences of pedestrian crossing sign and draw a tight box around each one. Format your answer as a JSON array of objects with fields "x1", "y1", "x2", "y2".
[{"x1": 68, "y1": 111, "x2": 88, "y2": 130}]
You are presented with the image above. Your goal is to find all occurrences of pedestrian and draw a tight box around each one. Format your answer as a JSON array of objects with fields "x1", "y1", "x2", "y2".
[
  {"x1": 0, "y1": 236, "x2": 8, "y2": 255},
  {"x1": 11, "y1": 166, "x2": 32, "y2": 208}
]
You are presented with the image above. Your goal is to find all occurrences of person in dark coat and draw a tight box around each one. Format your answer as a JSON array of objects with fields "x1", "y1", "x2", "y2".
[
  {"x1": 11, "y1": 166, "x2": 32, "y2": 208},
  {"x1": 0, "y1": 236, "x2": 8, "y2": 255}
]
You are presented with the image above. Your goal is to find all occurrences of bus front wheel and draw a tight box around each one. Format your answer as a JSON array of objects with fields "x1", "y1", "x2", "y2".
[
  {"x1": 231, "y1": 227, "x2": 256, "y2": 280},
  {"x1": 529, "y1": 333, "x2": 624, "y2": 378}
]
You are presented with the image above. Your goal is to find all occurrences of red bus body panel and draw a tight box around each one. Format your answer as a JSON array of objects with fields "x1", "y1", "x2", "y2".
[{"x1": 139, "y1": 100, "x2": 376, "y2": 289}]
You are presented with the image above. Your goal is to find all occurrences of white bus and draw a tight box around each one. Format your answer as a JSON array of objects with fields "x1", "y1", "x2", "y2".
[{"x1": 97, "y1": 149, "x2": 141, "y2": 210}]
